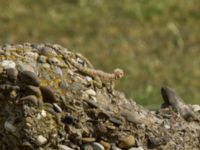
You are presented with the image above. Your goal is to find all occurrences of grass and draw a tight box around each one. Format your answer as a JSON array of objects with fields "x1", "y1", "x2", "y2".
[{"x1": 0, "y1": 0, "x2": 200, "y2": 108}]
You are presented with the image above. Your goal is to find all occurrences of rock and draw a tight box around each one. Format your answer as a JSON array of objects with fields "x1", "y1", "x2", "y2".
[
  {"x1": 4, "y1": 121, "x2": 16, "y2": 134},
  {"x1": 118, "y1": 135, "x2": 136, "y2": 148},
  {"x1": 25, "y1": 52, "x2": 39, "y2": 60},
  {"x1": 2, "y1": 60, "x2": 16, "y2": 69},
  {"x1": 40, "y1": 86, "x2": 57, "y2": 103},
  {"x1": 191, "y1": 105, "x2": 200, "y2": 112},
  {"x1": 39, "y1": 46, "x2": 57, "y2": 56},
  {"x1": 121, "y1": 110, "x2": 142, "y2": 124},
  {"x1": 100, "y1": 140, "x2": 111, "y2": 150},
  {"x1": 82, "y1": 137, "x2": 96, "y2": 143},
  {"x1": 26, "y1": 85, "x2": 42, "y2": 98},
  {"x1": 20, "y1": 95, "x2": 42, "y2": 108},
  {"x1": 53, "y1": 103, "x2": 62, "y2": 112},
  {"x1": 84, "y1": 144, "x2": 94, "y2": 150},
  {"x1": 58, "y1": 144, "x2": 74, "y2": 150},
  {"x1": 93, "y1": 142, "x2": 105, "y2": 150},
  {"x1": 111, "y1": 144, "x2": 122, "y2": 150},
  {"x1": 16, "y1": 61, "x2": 35, "y2": 73},
  {"x1": 109, "y1": 115, "x2": 123, "y2": 125},
  {"x1": 38, "y1": 55, "x2": 47, "y2": 63},
  {"x1": 35, "y1": 135, "x2": 47, "y2": 146},
  {"x1": 53, "y1": 67, "x2": 63, "y2": 76},
  {"x1": 6, "y1": 68, "x2": 18, "y2": 81},
  {"x1": 85, "y1": 89, "x2": 96, "y2": 96},
  {"x1": 18, "y1": 70, "x2": 40, "y2": 86}
]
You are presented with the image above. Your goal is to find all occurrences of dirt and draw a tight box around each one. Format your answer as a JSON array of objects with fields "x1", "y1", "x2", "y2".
[{"x1": 0, "y1": 43, "x2": 199, "y2": 150}]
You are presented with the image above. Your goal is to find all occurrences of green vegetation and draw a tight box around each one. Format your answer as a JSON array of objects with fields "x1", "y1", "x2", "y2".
[{"x1": 0, "y1": 0, "x2": 200, "y2": 108}]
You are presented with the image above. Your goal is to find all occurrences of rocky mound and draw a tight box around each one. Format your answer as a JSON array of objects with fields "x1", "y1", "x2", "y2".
[{"x1": 0, "y1": 43, "x2": 199, "y2": 150}]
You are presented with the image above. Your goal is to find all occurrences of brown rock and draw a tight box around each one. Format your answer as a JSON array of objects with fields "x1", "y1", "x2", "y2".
[{"x1": 118, "y1": 135, "x2": 135, "y2": 148}]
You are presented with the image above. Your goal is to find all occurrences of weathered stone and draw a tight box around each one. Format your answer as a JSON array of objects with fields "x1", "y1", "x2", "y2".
[
  {"x1": 93, "y1": 142, "x2": 105, "y2": 150},
  {"x1": 40, "y1": 86, "x2": 57, "y2": 103},
  {"x1": 18, "y1": 70, "x2": 40, "y2": 86},
  {"x1": 118, "y1": 135, "x2": 136, "y2": 148},
  {"x1": 35, "y1": 135, "x2": 47, "y2": 146}
]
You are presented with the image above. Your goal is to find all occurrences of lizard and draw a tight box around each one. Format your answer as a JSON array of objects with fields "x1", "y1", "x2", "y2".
[{"x1": 67, "y1": 57, "x2": 124, "y2": 94}]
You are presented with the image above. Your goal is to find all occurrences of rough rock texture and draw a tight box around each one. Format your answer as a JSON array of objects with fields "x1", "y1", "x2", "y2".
[{"x1": 0, "y1": 43, "x2": 199, "y2": 150}]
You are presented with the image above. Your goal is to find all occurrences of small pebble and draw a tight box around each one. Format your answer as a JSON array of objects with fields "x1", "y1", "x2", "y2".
[
  {"x1": 40, "y1": 86, "x2": 57, "y2": 103},
  {"x1": 82, "y1": 137, "x2": 96, "y2": 143},
  {"x1": 118, "y1": 135, "x2": 136, "y2": 148},
  {"x1": 84, "y1": 144, "x2": 94, "y2": 150},
  {"x1": 53, "y1": 103, "x2": 62, "y2": 112},
  {"x1": 4, "y1": 121, "x2": 16, "y2": 133},
  {"x1": 25, "y1": 51, "x2": 39, "y2": 60},
  {"x1": 93, "y1": 142, "x2": 105, "y2": 150},
  {"x1": 41, "y1": 110, "x2": 47, "y2": 117},
  {"x1": 35, "y1": 135, "x2": 47, "y2": 146},
  {"x1": 191, "y1": 105, "x2": 200, "y2": 112},
  {"x1": 2, "y1": 60, "x2": 16, "y2": 69},
  {"x1": 100, "y1": 140, "x2": 111, "y2": 150},
  {"x1": 38, "y1": 55, "x2": 47, "y2": 63},
  {"x1": 85, "y1": 89, "x2": 96, "y2": 96},
  {"x1": 111, "y1": 144, "x2": 122, "y2": 150},
  {"x1": 54, "y1": 67, "x2": 63, "y2": 76},
  {"x1": 58, "y1": 145, "x2": 74, "y2": 150}
]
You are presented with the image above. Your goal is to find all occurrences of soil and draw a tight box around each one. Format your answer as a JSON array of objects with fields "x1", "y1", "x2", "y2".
[{"x1": 0, "y1": 43, "x2": 199, "y2": 150}]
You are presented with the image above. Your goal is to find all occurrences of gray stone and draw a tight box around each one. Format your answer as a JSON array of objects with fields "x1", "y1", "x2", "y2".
[
  {"x1": 38, "y1": 55, "x2": 47, "y2": 63},
  {"x1": 93, "y1": 142, "x2": 104, "y2": 150}
]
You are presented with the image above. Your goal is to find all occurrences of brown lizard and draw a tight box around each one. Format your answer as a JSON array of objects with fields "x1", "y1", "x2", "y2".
[{"x1": 68, "y1": 58, "x2": 124, "y2": 93}]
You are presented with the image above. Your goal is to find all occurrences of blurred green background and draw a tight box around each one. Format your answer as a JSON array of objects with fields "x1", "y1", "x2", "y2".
[{"x1": 0, "y1": 0, "x2": 200, "y2": 108}]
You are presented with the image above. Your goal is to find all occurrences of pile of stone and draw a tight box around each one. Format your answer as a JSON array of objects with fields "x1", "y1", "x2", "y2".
[{"x1": 0, "y1": 43, "x2": 199, "y2": 150}]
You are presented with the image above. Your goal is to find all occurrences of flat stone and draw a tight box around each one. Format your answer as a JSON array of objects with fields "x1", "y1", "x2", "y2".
[
  {"x1": 82, "y1": 137, "x2": 96, "y2": 143},
  {"x1": 121, "y1": 110, "x2": 142, "y2": 124}
]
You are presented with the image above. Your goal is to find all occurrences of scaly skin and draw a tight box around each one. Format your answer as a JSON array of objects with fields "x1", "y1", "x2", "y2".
[{"x1": 68, "y1": 58, "x2": 124, "y2": 93}]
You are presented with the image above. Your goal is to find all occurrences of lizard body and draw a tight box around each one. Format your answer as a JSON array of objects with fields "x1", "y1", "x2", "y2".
[{"x1": 68, "y1": 58, "x2": 124, "y2": 93}]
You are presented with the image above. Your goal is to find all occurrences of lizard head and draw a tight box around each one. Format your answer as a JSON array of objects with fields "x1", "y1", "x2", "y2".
[{"x1": 113, "y1": 68, "x2": 124, "y2": 79}]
